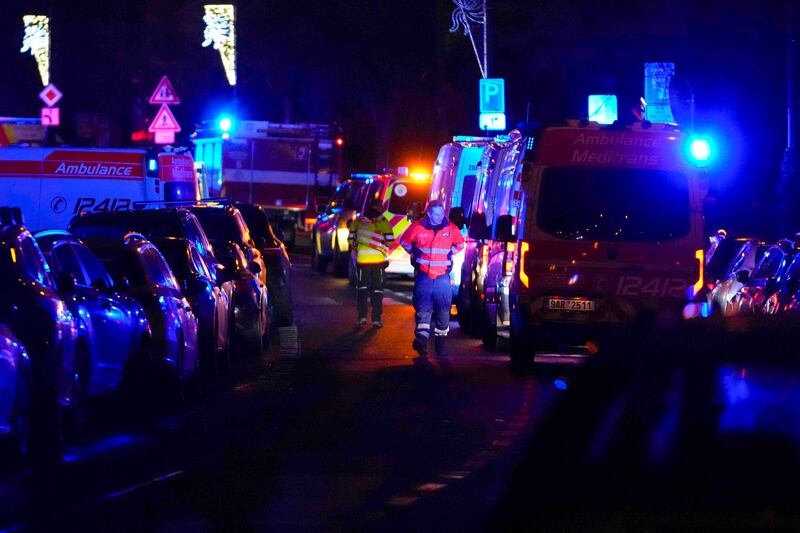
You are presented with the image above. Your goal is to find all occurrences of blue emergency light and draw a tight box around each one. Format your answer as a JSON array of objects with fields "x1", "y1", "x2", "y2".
[
  {"x1": 218, "y1": 116, "x2": 233, "y2": 133},
  {"x1": 686, "y1": 136, "x2": 713, "y2": 166}
]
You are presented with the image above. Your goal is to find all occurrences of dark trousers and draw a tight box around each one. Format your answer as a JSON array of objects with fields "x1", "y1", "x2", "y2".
[
  {"x1": 412, "y1": 272, "x2": 452, "y2": 343},
  {"x1": 357, "y1": 264, "x2": 385, "y2": 321}
]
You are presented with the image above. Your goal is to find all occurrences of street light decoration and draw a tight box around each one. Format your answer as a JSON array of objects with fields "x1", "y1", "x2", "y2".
[
  {"x1": 449, "y1": 0, "x2": 488, "y2": 78},
  {"x1": 21, "y1": 15, "x2": 50, "y2": 86},
  {"x1": 202, "y1": 4, "x2": 236, "y2": 86}
]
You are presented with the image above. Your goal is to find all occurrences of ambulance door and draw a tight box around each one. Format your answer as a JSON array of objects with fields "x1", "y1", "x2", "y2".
[{"x1": 0, "y1": 147, "x2": 45, "y2": 229}]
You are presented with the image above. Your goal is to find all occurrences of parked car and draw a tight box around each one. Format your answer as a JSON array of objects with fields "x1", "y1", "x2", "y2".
[
  {"x1": 81, "y1": 233, "x2": 199, "y2": 398},
  {"x1": 213, "y1": 241, "x2": 269, "y2": 356},
  {"x1": 0, "y1": 207, "x2": 77, "y2": 464},
  {"x1": 728, "y1": 240, "x2": 797, "y2": 316},
  {"x1": 761, "y1": 250, "x2": 800, "y2": 315},
  {"x1": 0, "y1": 324, "x2": 31, "y2": 455},
  {"x1": 234, "y1": 202, "x2": 294, "y2": 328},
  {"x1": 187, "y1": 203, "x2": 268, "y2": 289},
  {"x1": 34, "y1": 230, "x2": 152, "y2": 413},
  {"x1": 709, "y1": 237, "x2": 770, "y2": 316},
  {"x1": 153, "y1": 237, "x2": 232, "y2": 373},
  {"x1": 311, "y1": 176, "x2": 368, "y2": 275},
  {"x1": 68, "y1": 208, "x2": 220, "y2": 281}
]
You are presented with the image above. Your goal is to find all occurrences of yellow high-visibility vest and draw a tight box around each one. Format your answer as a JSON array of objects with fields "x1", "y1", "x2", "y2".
[{"x1": 348, "y1": 216, "x2": 395, "y2": 265}]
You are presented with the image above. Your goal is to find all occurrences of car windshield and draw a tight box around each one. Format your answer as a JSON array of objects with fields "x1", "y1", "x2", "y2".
[
  {"x1": 387, "y1": 181, "x2": 430, "y2": 216},
  {"x1": 537, "y1": 167, "x2": 691, "y2": 242},
  {"x1": 88, "y1": 245, "x2": 148, "y2": 288},
  {"x1": 154, "y1": 240, "x2": 192, "y2": 279},
  {"x1": 238, "y1": 206, "x2": 279, "y2": 248}
]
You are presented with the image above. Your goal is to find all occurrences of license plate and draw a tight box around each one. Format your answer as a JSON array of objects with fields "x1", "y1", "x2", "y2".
[{"x1": 545, "y1": 298, "x2": 596, "y2": 312}]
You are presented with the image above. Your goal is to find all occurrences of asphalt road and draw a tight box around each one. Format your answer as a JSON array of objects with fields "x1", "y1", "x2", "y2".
[{"x1": 0, "y1": 254, "x2": 571, "y2": 532}]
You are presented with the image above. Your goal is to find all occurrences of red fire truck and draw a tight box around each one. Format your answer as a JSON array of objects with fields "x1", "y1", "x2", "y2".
[
  {"x1": 0, "y1": 146, "x2": 198, "y2": 230},
  {"x1": 193, "y1": 120, "x2": 339, "y2": 246}
]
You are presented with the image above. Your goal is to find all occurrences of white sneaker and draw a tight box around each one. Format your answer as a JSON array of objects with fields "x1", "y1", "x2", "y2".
[
  {"x1": 373, "y1": 321, "x2": 383, "y2": 328},
  {"x1": 356, "y1": 318, "x2": 367, "y2": 327}
]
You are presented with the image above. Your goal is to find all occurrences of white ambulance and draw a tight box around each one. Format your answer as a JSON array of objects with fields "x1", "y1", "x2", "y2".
[{"x1": 0, "y1": 147, "x2": 198, "y2": 230}]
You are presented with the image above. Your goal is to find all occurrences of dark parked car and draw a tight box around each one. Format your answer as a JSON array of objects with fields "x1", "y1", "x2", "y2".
[
  {"x1": 34, "y1": 231, "x2": 152, "y2": 406},
  {"x1": 235, "y1": 202, "x2": 294, "y2": 328},
  {"x1": 0, "y1": 207, "x2": 78, "y2": 463},
  {"x1": 213, "y1": 241, "x2": 269, "y2": 356},
  {"x1": 709, "y1": 237, "x2": 770, "y2": 316},
  {"x1": 81, "y1": 233, "x2": 199, "y2": 397},
  {"x1": 186, "y1": 204, "x2": 268, "y2": 289},
  {"x1": 153, "y1": 237, "x2": 232, "y2": 372},
  {"x1": 728, "y1": 240, "x2": 797, "y2": 316},
  {"x1": 69, "y1": 208, "x2": 219, "y2": 281}
]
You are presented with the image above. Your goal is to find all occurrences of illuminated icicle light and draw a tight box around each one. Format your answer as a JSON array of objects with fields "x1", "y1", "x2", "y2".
[
  {"x1": 21, "y1": 15, "x2": 50, "y2": 86},
  {"x1": 202, "y1": 5, "x2": 236, "y2": 86}
]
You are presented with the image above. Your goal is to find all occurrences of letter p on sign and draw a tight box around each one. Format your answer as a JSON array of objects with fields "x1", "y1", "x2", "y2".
[{"x1": 479, "y1": 78, "x2": 505, "y2": 114}]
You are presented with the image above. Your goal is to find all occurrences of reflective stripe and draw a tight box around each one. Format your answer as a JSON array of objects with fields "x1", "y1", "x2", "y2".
[
  {"x1": 433, "y1": 327, "x2": 449, "y2": 336},
  {"x1": 417, "y1": 258, "x2": 451, "y2": 266},
  {"x1": 357, "y1": 229, "x2": 384, "y2": 240},
  {"x1": 418, "y1": 247, "x2": 452, "y2": 254},
  {"x1": 416, "y1": 323, "x2": 430, "y2": 330}
]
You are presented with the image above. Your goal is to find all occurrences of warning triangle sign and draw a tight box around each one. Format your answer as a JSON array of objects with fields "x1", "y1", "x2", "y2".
[
  {"x1": 149, "y1": 76, "x2": 180, "y2": 105},
  {"x1": 148, "y1": 104, "x2": 181, "y2": 132}
]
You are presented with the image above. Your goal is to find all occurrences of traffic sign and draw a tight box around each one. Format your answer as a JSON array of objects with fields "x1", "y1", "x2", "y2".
[
  {"x1": 479, "y1": 112, "x2": 506, "y2": 131},
  {"x1": 41, "y1": 107, "x2": 60, "y2": 127},
  {"x1": 149, "y1": 76, "x2": 180, "y2": 105},
  {"x1": 148, "y1": 104, "x2": 181, "y2": 132},
  {"x1": 479, "y1": 78, "x2": 505, "y2": 114},
  {"x1": 39, "y1": 83, "x2": 62, "y2": 107},
  {"x1": 154, "y1": 131, "x2": 176, "y2": 145}
]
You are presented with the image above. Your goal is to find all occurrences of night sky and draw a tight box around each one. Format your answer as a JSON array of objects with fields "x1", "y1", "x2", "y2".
[{"x1": 1, "y1": 0, "x2": 798, "y2": 232}]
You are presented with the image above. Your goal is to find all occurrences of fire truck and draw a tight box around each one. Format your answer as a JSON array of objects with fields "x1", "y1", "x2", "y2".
[
  {"x1": 193, "y1": 120, "x2": 339, "y2": 246},
  {"x1": 0, "y1": 146, "x2": 198, "y2": 230}
]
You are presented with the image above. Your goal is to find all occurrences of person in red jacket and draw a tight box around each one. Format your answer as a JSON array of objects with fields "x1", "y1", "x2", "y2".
[{"x1": 400, "y1": 200, "x2": 465, "y2": 358}]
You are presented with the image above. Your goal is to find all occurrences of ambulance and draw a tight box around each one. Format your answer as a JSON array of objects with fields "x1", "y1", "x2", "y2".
[
  {"x1": 0, "y1": 147, "x2": 198, "y2": 230},
  {"x1": 428, "y1": 135, "x2": 497, "y2": 297},
  {"x1": 495, "y1": 121, "x2": 708, "y2": 364}
]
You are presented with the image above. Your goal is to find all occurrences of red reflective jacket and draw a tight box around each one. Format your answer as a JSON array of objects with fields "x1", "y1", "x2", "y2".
[{"x1": 400, "y1": 218, "x2": 465, "y2": 278}]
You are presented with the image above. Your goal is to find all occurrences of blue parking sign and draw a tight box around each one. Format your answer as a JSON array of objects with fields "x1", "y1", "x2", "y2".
[{"x1": 479, "y1": 78, "x2": 505, "y2": 114}]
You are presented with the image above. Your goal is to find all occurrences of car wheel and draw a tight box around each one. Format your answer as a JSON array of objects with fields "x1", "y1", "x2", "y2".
[
  {"x1": 238, "y1": 313, "x2": 264, "y2": 358},
  {"x1": 509, "y1": 322, "x2": 536, "y2": 372},
  {"x1": 481, "y1": 304, "x2": 498, "y2": 351},
  {"x1": 333, "y1": 241, "x2": 348, "y2": 278},
  {"x1": 311, "y1": 233, "x2": 329, "y2": 274}
]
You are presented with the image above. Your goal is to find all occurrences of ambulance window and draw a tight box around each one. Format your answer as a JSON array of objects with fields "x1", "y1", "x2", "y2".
[
  {"x1": 460, "y1": 175, "x2": 477, "y2": 213},
  {"x1": 74, "y1": 244, "x2": 113, "y2": 289},
  {"x1": 52, "y1": 243, "x2": 88, "y2": 286},
  {"x1": 538, "y1": 167, "x2": 690, "y2": 242}
]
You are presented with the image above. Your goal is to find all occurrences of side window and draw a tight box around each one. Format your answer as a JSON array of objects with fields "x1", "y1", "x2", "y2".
[
  {"x1": 752, "y1": 248, "x2": 783, "y2": 281},
  {"x1": 189, "y1": 246, "x2": 211, "y2": 278},
  {"x1": 74, "y1": 244, "x2": 112, "y2": 289},
  {"x1": 142, "y1": 247, "x2": 179, "y2": 290},
  {"x1": 52, "y1": 243, "x2": 88, "y2": 286},
  {"x1": 186, "y1": 217, "x2": 212, "y2": 257},
  {"x1": 726, "y1": 242, "x2": 751, "y2": 277},
  {"x1": 18, "y1": 235, "x2": 55, "y2": 288},
  {"x1": 233, "y1": 211, "x2": 251, "y2": 244}
]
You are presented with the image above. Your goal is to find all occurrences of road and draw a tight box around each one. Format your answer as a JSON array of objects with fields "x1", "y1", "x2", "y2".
[{"x1": 0, "y1": 254, "x2": 572, "y2": 532}]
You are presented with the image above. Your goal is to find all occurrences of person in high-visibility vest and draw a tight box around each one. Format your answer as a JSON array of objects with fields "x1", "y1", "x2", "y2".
[
  {"x1": 400, "y1": 200, "x2": 466, "y2": 358},
  {"x1": 348, "y1": 199, "x2": 395, "y2": 327}
]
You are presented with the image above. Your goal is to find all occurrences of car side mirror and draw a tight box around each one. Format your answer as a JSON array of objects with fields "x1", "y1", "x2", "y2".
[
  {"x1": 249, "y1": 261, "x2": 262, "y2": 275},
  {"x1": 56, "y1": 272, "x2": 77, "y2": 293},
  {"x1": 448, "y1": 207, "x2": 465, "y2": 229},
  {"x1": 736, "y1": 270, "x2": 750, "y2": 283},
  {"x1": 495, "y1": 214, "x2": 515, "y2": 242}
]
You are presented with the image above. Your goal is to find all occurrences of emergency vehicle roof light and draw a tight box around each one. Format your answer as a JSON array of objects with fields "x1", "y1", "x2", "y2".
[
  {"x1": 218, "y1": 116, "x2": 233, "y2": 133},
  {"x1": 685, "y1": 136, "x2": 713, "y2": 167}
]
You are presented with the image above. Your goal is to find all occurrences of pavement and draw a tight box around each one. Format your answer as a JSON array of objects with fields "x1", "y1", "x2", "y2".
[{"x1": 0, "y1": 253, "x2": 571, "y2": 532}]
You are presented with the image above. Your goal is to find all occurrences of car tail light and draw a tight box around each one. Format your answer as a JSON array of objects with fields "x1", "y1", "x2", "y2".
[
  {"x1": 692, "y1": 249, "x2": 704, "y2": 297},
  {"x1": 520, "y1": 241, "x2": 530, "y2": 288}
]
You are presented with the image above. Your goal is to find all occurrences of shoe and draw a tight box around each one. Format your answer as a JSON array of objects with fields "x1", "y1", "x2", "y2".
[
  {"x1": 356, "y1": 318, "x2": 367, "y2": 327},
  {"x1": 434, "y1": 335, "x2": 448, "y2": 357},
  {"x1": 412, "y1": 338, "x2": 428, "y2": 356},
  {"x1": 373, "y1": 320, "x2": 383, "y2": 328}
]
